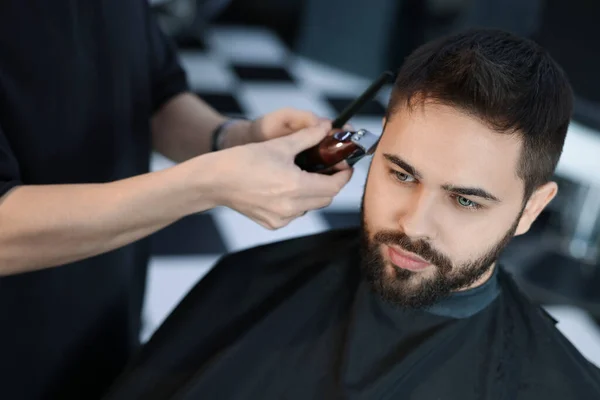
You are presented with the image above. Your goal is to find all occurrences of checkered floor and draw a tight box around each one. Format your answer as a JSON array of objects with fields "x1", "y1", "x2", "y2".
[{"x1": 142, "y1": 24, "x2": 600, "y2": 368}]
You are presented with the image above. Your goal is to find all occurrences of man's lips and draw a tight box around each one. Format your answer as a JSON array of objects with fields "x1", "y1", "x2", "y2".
[{"x1": 386, "y1": 245, "x2": 431, "y2": 271}]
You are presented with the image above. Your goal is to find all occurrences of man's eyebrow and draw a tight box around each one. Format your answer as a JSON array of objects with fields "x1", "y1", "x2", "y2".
[
  {"x1": 382, "y1": 153, "x2": 501, "y2": 202},
  {"x1": 383, "y1": 153, "x2": 423, "y2": 179},
  {"x1": 441, "y1": 185, "x2": 501, "y2": 202}
]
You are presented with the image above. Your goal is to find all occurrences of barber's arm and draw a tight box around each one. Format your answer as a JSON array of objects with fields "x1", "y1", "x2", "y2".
[
  {"x1": 150, "y1": 92, "x2": 227, "y2": 162},
  {"x1": 143, "y1": 9, "x2": 355, "y2": 232},
  {"x1": 0, "y1": 6, "x2": 353, "y2": 276},
  {"x1": 151, "y1": 92, "x2": 324, "y2": 161},
  {"x1": 0, "y1": 119, "x2": 351, "y2": 276},
  {"x1": 149, "y1": 86, "x2": 355, "y2": 220}
]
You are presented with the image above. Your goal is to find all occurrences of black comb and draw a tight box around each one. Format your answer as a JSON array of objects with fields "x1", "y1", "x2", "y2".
[{"x1": 331, "y1": 70, "x2": 396, "y2": 129}]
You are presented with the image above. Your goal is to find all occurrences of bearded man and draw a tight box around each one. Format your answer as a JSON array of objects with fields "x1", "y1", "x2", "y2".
[{"x1": 103, "y1": 28, "x2": 600, "y2": 400}]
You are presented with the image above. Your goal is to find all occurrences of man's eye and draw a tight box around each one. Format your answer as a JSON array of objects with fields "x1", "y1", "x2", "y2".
[
  {"x1": 455, "y1": 195, "x2": 481, "y2": 210},
  {"x1": 392, "y1": 171, "x2": 415, "y2": 183}
]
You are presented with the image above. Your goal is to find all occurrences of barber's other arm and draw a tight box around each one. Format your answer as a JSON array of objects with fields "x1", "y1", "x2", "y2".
[
  {"x1": 146, "y1": 4, "x2": 353, "y2": 231},
  {"x1": 151, "y1": 91, "x2": 328, "y2": 160},
  {"x1": 151, "y1": 93, "x2": 353, "y2": 226}
]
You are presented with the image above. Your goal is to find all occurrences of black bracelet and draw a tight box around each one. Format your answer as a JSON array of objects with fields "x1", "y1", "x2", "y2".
[{"x1": 210, "y1": 118, "x2": 247, "y2": 152}]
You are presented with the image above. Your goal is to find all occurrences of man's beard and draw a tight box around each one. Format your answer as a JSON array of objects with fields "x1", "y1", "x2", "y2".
[{"x1": 359, "y1": 202, "x2": 523, "y2": 310}]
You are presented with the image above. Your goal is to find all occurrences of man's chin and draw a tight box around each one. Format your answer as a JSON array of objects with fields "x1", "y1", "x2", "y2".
[
  {"x1": 369, "y1": 263, "x2": 446, "y2": 309},
  {"x1": 358, "y1": 235, "x2": 452, "y2": 309},
  {"x1": 383, "y1": 262, "x2": 419, "y2": 284},
  {"x1": 370, "y1": 281, "x2": 445, "y2": 310}
]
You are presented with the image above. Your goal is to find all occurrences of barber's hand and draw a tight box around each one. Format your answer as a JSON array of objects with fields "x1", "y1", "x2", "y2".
[
  {"x1": 212, "y1": 121, "x2": 353, "y2": 230},
  {"x1": 249, "y1": 108, "x2": 324, "y2": 142},
  {"x1": 226, "y1": 107, "x2": 352, "y2": 148}
]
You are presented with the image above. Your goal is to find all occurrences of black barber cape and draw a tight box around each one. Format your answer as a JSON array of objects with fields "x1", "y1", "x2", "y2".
[
  {"x1": 104, "y1": 228, "x2": 600, "y2": 400},
  {"x1": 0, "y1": 1, "x2": 188, "y2": 399}
]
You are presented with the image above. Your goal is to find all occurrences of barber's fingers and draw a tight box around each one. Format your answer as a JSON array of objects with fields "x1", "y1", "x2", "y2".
[
  {"x1": 327, "y1": 160, "x2": 351, "y2": 172},
  {"x1": 280, "y1": 108, "x2": 322, "y2": 131},
  {"x1": 274, "y1": 121, "x2": 333, "y2": 155},
  {"x1": 299, "y1": 195, "x2": 340, "y2": 212},
  {"x1": 275, "y1": 195, "x2": 343, "y2": 227},
  {"x1": 298, "y1": 168, "x2": 354, "y2": 197}
]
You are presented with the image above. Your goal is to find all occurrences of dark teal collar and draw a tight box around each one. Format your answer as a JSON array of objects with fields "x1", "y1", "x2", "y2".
[{"x1": 424, "y1": 265, "x2": 500, "y2": 319}]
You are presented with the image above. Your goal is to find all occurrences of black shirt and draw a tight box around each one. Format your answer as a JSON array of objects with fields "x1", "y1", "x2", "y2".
[
  {"x1": 0, "y1": 1, "x2": 188, "y2": 399},
  {"x1": 104, "y1": 228, "x2": 600, "y2": 400}
]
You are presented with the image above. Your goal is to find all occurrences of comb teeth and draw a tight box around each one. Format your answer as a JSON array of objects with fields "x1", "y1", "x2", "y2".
[{"x1": 331, "y1": 71, "x2": 396, "y2": 129}]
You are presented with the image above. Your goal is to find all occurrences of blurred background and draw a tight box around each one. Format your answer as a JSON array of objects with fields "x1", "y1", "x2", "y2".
[{"x1": 144, "y1": 0, "x2": 600, "y2": 366}]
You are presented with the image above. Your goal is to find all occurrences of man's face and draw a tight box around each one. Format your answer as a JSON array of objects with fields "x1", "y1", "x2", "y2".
[{"x1": 360, "y1": 100, "x2": 548, "y2": 309}]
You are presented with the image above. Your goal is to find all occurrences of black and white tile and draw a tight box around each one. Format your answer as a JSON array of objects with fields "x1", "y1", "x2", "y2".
[{"x1": 142, "y1": 24, "x2": 600, "y2": 367}]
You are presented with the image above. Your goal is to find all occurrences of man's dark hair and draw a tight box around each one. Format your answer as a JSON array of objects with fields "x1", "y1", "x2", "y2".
[{"x1": 386, "y1": 28, "x2": 573, "y2": 200}]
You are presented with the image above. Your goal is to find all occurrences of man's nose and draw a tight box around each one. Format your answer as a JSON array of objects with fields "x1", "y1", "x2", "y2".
[{"x1": 397, "y1": 189, "x2": 437, "y2": 241}]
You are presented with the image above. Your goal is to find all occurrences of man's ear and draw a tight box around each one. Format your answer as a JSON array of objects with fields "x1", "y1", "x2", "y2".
[{"x1": 515, "y1": 181, "x2": 558, "y2": 235}]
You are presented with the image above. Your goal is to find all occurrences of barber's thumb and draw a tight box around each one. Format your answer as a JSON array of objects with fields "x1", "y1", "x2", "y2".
[
  {"x1": 283, "y1": 121, "x2": 331, "y2": 153},
  {"x1": 332, "y1": 167, "x2": 354, "y2": 187}
]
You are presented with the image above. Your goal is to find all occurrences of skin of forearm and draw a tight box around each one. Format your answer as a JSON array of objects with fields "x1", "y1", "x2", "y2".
[
  {"x1": 0, "y1": 156, "x2": 221, "y2": 275},
  {"x1": 151, "y1": 92, "x2": 252, "y2": 163}
]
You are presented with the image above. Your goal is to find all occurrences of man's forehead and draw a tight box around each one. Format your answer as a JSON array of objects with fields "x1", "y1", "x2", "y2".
[{"x1": 380, "y1": 104, "x2": 523, "y2": 193}]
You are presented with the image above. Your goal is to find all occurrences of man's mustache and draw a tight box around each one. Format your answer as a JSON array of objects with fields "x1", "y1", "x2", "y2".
[{"x1": 373, "y1": 230, "x2": 453, "y2": 273}]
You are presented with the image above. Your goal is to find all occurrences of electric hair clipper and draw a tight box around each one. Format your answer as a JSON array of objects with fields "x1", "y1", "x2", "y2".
[
  {"x1": 294, "y1": 71, "x2": 395, "y2": 174},
  {"x1": 293, "y1": 128, "x2": 379, "y2": 173}
]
